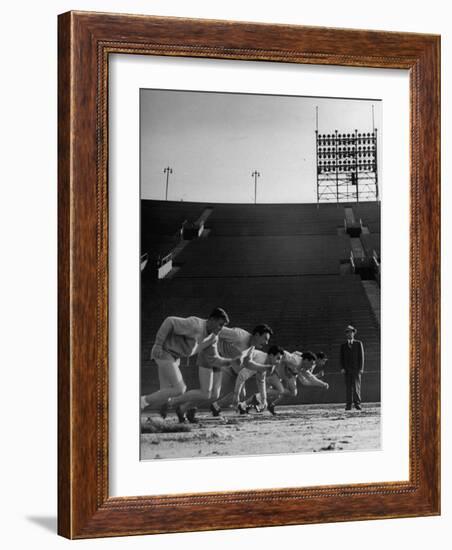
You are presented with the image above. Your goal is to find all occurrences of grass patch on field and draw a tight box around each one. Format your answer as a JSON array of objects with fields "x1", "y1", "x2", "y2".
[{"x1": 141, "y1": 417, "x2": 192, "y2": 434}]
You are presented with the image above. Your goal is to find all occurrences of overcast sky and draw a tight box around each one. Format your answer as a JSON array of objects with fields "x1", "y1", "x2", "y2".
[{"x1": 140, "y1": 89, "x2": 381, "y2": 204}]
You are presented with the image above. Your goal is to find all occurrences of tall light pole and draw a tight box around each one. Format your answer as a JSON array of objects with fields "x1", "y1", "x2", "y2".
[
  {"x1": 251, "y1": 170, "x2": 261, "y2": 204},
  {"x1": 163, "y1": 166, "x2": 173, "y2": 200}
]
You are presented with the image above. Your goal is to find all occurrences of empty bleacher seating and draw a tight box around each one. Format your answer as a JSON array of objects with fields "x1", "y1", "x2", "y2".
[
  {"x1": 206, "y1": 202, "x2": 353, "y2": 236},
  {"x1": 141, "y1": 201, "x2": 204, "y2": 233},
  {"x1": 360, "y1": 233, "x2": 381, "y2": 257},
  {"x1": 354, "y1": 202, "x2": 381, "y2": 233},
  {"x1": 175, "y1": 235, "x2": 351, "y2": 277}
]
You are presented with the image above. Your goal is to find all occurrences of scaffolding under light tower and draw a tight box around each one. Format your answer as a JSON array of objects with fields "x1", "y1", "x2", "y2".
[{"x1": 316, "y1": 126, "x2": 379, "y2": 204}]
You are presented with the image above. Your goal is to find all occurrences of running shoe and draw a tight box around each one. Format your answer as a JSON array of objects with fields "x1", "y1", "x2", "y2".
[
  {"x1": 175, "y1": 405, "x2": 187, "y2": 423},
  {"x1": 268, "y1": 403, "x2": 277, "y2": 416},
  {"x1": 210, "y1": 403, "x2": 222, "y2": 417},
  {"x1": 186, "y1": 408, "x2": 199, "y2": 423},
  {"x1": 159, "y1": 401, "x2": 169, "y2": 419},
  {"x1": 249, "y1": 394, "x2": 259, "y2": 410},
  {"x1": 250, "y1": 394, "x2": 264, "y2": 413},
  {"x1": 140, "y1": 396, "x2": 148, "y2": 410}
]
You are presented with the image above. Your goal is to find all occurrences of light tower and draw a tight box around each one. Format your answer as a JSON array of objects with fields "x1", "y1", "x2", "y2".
[
  {"x1": 163, "y1": 166, "x2": 173, "y2": 201},
  {"x1": 251, "y1": 170, "x2": 261, "y2": 204},
  {"x1": 315, "y1": 107, "x2": 379, "y2": 204}
]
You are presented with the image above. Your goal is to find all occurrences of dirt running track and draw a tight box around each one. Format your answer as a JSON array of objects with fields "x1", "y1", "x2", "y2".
[{"x1": 140, "y1": 403, "x2": 380, "y2": 460}]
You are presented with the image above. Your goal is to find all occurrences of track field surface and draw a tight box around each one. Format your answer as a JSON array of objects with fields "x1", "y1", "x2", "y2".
[{"x1": 140, "y1": 402, "x2": 380, "y2": 460}]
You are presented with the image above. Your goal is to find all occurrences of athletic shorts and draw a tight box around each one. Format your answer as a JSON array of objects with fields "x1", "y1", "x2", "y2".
[
  {"x1": 198, "y1": 363, "x2": 222, "y2": 373},
  {"x1": 266, "y1": 373, "x2": 283, "y2": 387},
  {"x1": 235, "y1": 367, "x2": 256, "y2": 386},
  {"x1": 154, "y1": 357, "x2": 181, "y2": 369}
]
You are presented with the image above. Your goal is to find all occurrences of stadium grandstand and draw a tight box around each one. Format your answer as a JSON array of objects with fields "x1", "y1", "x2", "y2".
[{"x1": 141, "y1": 200, "x2": 381, "y2": 405}]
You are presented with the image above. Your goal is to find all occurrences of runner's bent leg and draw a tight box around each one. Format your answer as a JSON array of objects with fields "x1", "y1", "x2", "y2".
[
  {"x1": 141, "y1": 358, "x2": 186, "y2": 409},
  {"x1": 183, "y1": 369, "x2": 223, "y2": 413},
  {"x1": 233, "y1": 368, "x2": 251, "y2": 406},
  {"x1": 286, "y1": 376, "x2": 298, "y2": 397},
  {"x1": 214, "y1": 367, "x2": 236, "y2": 408},
  {"x1": 211, "y1": 370, "x2": 223, "y2": 401},
  {"x1": 267, "y1": 376, "x2": 285, "y2": 406},
  {"x1": 170, "y1": 367, "x2": 214, "y2": 412}
]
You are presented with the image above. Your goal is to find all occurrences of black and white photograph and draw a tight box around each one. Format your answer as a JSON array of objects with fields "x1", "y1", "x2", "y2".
[
  {"x1": 139, "y1": 88, "x2": 381, "y2": 460},
  {"x1": 2, "y1": 0, "x2": 446, "y2": 546}
]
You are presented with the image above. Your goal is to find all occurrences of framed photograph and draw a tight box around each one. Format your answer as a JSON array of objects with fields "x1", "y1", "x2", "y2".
[{"x1": 58, "y1": 11, "x2": 440, "y2": 539}]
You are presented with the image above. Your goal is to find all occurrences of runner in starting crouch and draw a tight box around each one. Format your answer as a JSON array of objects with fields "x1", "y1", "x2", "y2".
[
  {"x1": 244, "y1": 350, "x2": 330, "y2": 415},
  {"x1": 232, "y1": 345, "x2": 285, "y2": 413},
  {"x1": 265, "y1": 351, "x2": 329, "y2": 415},
  {"x1": 159, "y1": 336, "x2": 245, "y2": 422},
  {"x1": 209, "y1": 324, "x2": 274, "y2": 416},
  {"x1": 140, "y1": 307, "x2": 231, "y2": 412},
  {"x1": 163, "y1": 323, "x2": 274, "y2": 422}
]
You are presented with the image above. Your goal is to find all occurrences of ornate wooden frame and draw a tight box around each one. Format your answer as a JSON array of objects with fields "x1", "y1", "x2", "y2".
[{"x1": 58, "y1": 11, "x2": 440, "y2": 539}]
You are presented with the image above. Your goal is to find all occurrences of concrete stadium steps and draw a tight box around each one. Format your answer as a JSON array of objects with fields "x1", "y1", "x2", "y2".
[
  {"x1": 360, "y1": 233, "x2": 381, "y2": 257},
  {"x1": 141, "y1": 274, "x2": 381, "y2": 399},
  {"x1": 140, "y1": 235, "x2": 178, "y2": 263},
  {"x1": 141, "y1": 200, "x2": 380, "y2": 239},
  {"x1": 141, "y1": 275, "x2": 380, "y2": 344},
  {"x1": 353, "y1": 202, "x2": 381, "y2": 221},
  {"x1": 141, "y1": 200, "x2": 205, "y2": 238},
  {"x1": 365, "y1": 221, "x2": 381, "y2": 234},
  {"x1": 174, "y1": 235, "x2": 351, "y2": 277},
  {"x1": 140, "y1": 200, "x2": 381, "y2": 404},
  {"x1": 206, "y1": 202, "x2": 352, "y2": 236},
  {"x1": 353, "y1": 202, "x2": 381, "y2": 233},
  {"x1": 207, "y1": 221, "x2": 342, "y2": 236},
  {"x1": 361, "y1": 280, "x2": 381, "y2": 327}
]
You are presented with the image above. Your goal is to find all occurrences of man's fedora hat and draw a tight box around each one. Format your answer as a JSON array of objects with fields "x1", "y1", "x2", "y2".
[{"x1": 345, "y1": 325, "x2": 357, "y2": 333}]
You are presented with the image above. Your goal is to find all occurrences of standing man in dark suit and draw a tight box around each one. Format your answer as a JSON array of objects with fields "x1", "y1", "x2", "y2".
[{"x1": 340, "y1": 325, "x2": 364, "y2": 411}]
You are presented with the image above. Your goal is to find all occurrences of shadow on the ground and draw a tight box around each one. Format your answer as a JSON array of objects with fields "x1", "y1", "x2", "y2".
[{"x1": 26, "y1": 516, "x2": 57, "y2": 533}]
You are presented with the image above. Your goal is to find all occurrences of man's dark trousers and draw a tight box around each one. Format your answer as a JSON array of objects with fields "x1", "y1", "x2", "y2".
[
  {"x1": 344, "y1": 370, "x2": 362, "y2": 407},
  {"x1": 340, "y1": 340, "x2": 364, "y2": 408}
]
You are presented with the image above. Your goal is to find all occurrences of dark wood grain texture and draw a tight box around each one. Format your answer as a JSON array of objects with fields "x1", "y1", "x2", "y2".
[
  {"x1": 57, "y1": 11, "x2": 440, "y2": 539},
  {"x1": 57, "y1": 10, "x2": 72, "y2": 539}
]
